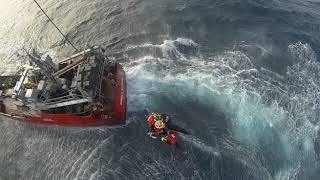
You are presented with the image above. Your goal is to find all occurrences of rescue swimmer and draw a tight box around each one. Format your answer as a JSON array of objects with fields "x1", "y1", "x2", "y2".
[{"x1": 147, "y1": 113, "x2": 190, "y2": 146}]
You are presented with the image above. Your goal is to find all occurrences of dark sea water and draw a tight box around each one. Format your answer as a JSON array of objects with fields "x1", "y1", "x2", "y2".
[{"x1": 0, "y1": 0, "x2": 320, "y2": 179}]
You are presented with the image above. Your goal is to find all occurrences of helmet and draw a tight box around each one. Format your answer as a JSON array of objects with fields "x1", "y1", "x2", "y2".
[{"x1": 155, "y1": 120, "x2": 166, "y2": 129}]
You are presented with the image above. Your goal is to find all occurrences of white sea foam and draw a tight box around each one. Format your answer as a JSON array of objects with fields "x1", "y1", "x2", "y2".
[{"x1": 125, "y1": 38, "x2": 319, "y2": 179}]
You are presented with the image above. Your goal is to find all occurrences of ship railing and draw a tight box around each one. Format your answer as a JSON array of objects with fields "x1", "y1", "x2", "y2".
[
  {"x1": 94, "y1": 56, "x2": 106, "y2": 100},
  {"x1": 38, "y1": 92, "x2": 91, "y2": 110},
  {"x1": 43, "y1": 94, "x2": 83, "y2": 104},
  {"x1": 39, "y1": 98, "x2": 91, "y2": 110}
]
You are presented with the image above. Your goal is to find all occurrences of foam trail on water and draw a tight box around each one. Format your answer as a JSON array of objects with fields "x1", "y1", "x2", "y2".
[{"x1": 186, "y1": 136, "x2": 221, "y2": 156}]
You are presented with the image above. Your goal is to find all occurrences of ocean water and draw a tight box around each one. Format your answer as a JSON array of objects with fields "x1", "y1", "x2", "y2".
[{"x1": 0, "y1": 0, "x2": 320, "y2": 179}]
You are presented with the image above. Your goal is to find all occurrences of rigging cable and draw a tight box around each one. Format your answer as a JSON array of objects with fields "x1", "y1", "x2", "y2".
[{"x1": 33, "y1": 0, "x2": 79, "y2": 52}]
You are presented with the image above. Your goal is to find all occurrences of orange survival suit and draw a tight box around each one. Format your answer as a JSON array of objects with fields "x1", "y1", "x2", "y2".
[{"x1": 147, "y1": 113, "x2": 167, "y2": 135}]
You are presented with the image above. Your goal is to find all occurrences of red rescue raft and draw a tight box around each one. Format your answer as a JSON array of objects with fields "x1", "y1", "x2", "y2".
[{"x1": 165, "y1": 131, "x2": 179, "y2": 145}]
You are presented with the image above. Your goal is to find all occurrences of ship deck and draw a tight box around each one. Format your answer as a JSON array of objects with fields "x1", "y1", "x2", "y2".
[{"x1": 0, "y1": 47, "x2": 126, "y2": 126}]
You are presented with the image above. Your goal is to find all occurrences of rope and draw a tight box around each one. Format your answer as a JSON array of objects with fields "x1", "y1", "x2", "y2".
[{"x1": 33, "y1": 0, "x2": 79, "y2": 52}]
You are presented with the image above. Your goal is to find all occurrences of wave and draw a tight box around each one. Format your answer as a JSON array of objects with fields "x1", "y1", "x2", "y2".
[{"x1": 124, "y1": 38, "x2": 319, "y2": 179}]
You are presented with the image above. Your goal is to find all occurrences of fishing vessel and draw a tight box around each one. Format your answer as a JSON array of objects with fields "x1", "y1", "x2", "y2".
[{"x1": 0, "y1": 46, "x2": 127, "y2": 126}]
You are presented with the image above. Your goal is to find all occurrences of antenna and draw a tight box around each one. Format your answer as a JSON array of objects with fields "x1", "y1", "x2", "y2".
[{"x1": 33, "y1": 0, "x2": 79, "y2": 52}]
